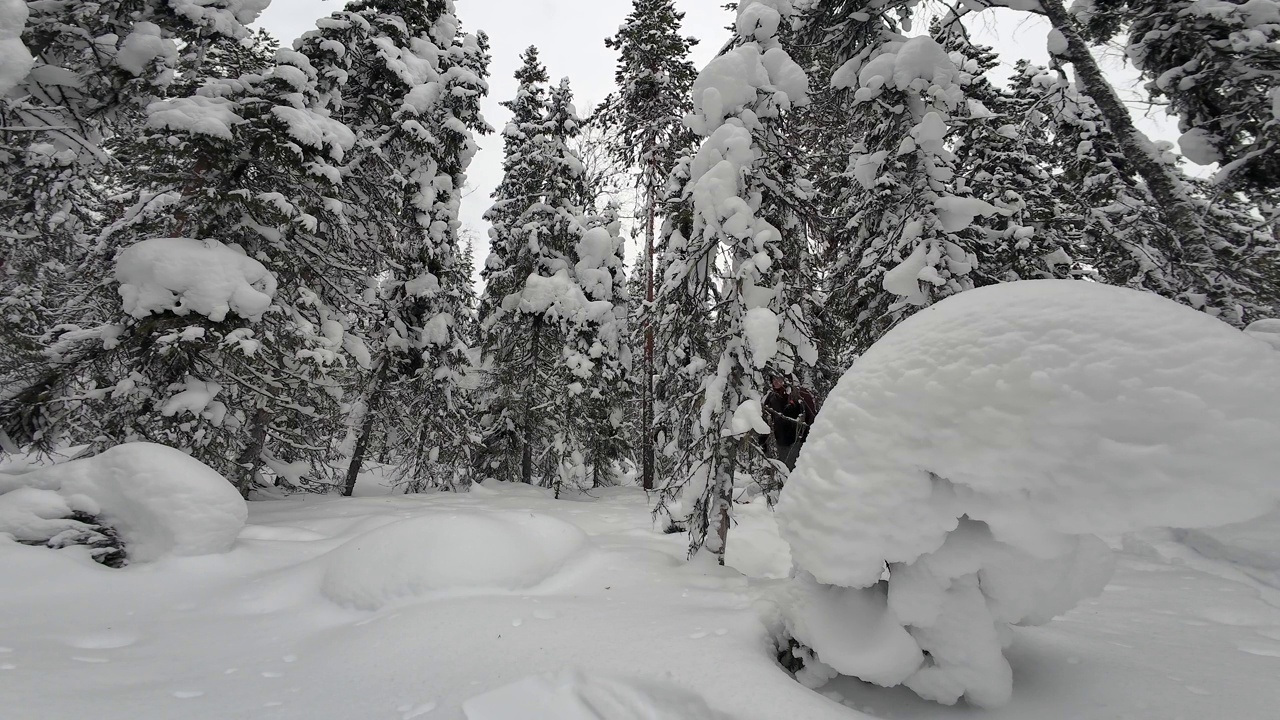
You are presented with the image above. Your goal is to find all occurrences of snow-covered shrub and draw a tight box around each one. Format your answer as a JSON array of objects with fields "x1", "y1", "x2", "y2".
[
  {"x1": 115, "y1": 237, "x2": 277, "y2": 322},
  {"x1": 0, "y1": 443, "x2": 247, "y2": 564},
  {"x1": 775, "y1": 280, "x2": 1280, "y2": 707},
  {"x1": 320, "y1": 511, "x2": 589, "y2": 610}
]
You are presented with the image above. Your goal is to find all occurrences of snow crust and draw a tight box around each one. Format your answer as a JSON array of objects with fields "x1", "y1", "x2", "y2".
[
  {"x1": 115, "y1": 238, "x2": 277, "y2": 322},
  {"x1": 320, "y1": 511, "x2": 589, "y2": 610},
  {"x1": 462, "y1": 669, "x2": 733, "y2": 720},
  {"x1": 0, "y1": 0, "x2": 33, "y2": 96},
  {"x1": 0, "y1": 443, "x2": 247, "y2": 562},
  {"x1": 776, "y1": 279, "x2": 1280, "y2": 706}
]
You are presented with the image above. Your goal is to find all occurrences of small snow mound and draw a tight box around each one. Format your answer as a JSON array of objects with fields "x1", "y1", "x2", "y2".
[
  {"x1": 320, "y1": 512, "x2": 589, "y2": 610},
  {"x1": 1245, "y1": 318, "x2": 1280, "y2": 351},
  {"x1": 0, "y1": 443, "x2": 247, "y2": 562},
  {"x1": 115, "y1": 237, "x2": 277, "y2": 321},
  {"x1": 461, "y1": 669, "x2": 733, "y2": 720}
]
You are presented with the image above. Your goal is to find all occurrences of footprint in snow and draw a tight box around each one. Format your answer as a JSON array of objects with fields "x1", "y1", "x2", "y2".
[
  {"x1": 532, "y1": 609, "x2": 557, "y2": 620},
  {"x1": 690, "y1": 631, "x2": 708, "y2": 639},
  {"x1": 62, "y1": 630, "x2": 138, "y2": 649},
  {"x1": 172, "y1": 690, "x2": 204, "y2": 699},
  {"x1": 71, "y1": 656, "x2": 109, "y2": 663}
]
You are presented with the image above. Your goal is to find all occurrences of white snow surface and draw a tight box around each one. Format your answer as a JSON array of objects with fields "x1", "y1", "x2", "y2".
[
  {"x1": 775, "y1": 279, "x2": 1280, "y2": 706},
  {"x1": 0, "y1": 443, "x2": 247, "y2": 562},
  {"x1": 0, "y1": 0, "x2": 33, "y2": 96},
  {"x1": 320, "y1": 511, "x2": 589, "y2": 610},
  {"x1": 1, "y1": 462, "x2": 1279, "y2": 719},
  {"x1": 462, "y1": 669, "x2": 733, "y2": 720},
  {"x1": 115, "y1": 237, "x2": 278, "y2": 322}
]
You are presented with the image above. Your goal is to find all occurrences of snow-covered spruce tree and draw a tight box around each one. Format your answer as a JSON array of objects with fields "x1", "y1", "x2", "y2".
[
  {"x1": 476, "y1": 56, "x2": 600, "y2": 488},
  {"x1": 595, "y1": 0, "x2": 700, "y2": 491},
  {"x1": 1029, "y1": 0, "x2": 1262, "y2": 323},
  {"x1": 807, "y1": 24, "x2": 996, "y2": 357},
  {"x1": 938, "y1": 27, "x2": 1079, "y2": 286},
  {"x1": 1120, "y1": 0, "x2": 1280, "y2": 207},
  {"x1": 292, "y1": 1, "x2": 491, "y2": 495},
  {"x1": 652, "y1": 0, "x2": 817, "y2": 563},
  {"x1": 0, "y1": 0, "x2": 268, "y2": 451},
  {"x1": 570, "y1": 203, "x2": 633, "y2": 490},
  {"x1": 3, "y1": 46, "x2": 364, "y2": 493}
]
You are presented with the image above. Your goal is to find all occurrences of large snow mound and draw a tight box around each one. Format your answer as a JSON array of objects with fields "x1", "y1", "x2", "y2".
[
  {"x1": 774, "y1": 280, "x2": 1280, "y2": 707},
  {"x1": 778, "y1": 280, "x2": 1280, "y2": 588},
  {"x1": 115, "y1": 237, "x2": 277, "y2": 322},
  {"x1": 320, "y1": 511, "x2": 590, "y2": 610},
  {"x1": 0, "y1": 443, "x2": 247, "y2": 562},
  {"x1": 462, "y1": 670, "x2": 733, "y2": 720}
]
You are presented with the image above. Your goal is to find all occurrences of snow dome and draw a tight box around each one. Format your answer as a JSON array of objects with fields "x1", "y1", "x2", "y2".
[{"x1": 775, "y1": 280, "x2": 1280, "y2": 706}]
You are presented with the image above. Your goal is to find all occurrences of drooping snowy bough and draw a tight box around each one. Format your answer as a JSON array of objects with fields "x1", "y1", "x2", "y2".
[{"x1": 774, "y1": 280, "x2": 1280, "y2": 707}]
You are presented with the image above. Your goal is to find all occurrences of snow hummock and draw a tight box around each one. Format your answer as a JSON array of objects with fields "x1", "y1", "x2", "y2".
[
  {"x1": 0, "y1": 443, "x2": 247, "y2": 562},
  {"x1": 320, "y1": 511, "x2": 589, "y2": 610},
  {"x1": 462, "y1": 669, "x2": 733, "y2": 720},
  {"x1": 115, "y1": 238, "x2": 278, "y2": 322},
  {"x1": 0, "y1": 0, "x2": 33, "y2": 96},
  {"x1": 776, "y1": 279, "x2": 1280, "y2": 706},
  {"x1": 1245, "y1": 318, "x2": 1280, "y2": 351}
]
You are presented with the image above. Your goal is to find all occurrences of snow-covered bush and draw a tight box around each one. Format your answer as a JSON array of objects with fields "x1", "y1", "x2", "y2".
[
  {"x1": 0, "y1": 443, "x2": 247, "y2": 564},
  {"x1": 775, "y1": 280, "x2": 1280, "y2": 707}
]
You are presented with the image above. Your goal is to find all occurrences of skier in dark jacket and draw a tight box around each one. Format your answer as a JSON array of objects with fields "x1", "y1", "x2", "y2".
[{"x1": 762, "y1": 374, "x2": 818, "y2": 470}]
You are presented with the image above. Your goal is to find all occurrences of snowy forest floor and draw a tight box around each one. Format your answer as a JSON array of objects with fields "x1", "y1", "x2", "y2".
[{"x1": 1, "y1": 469, "x2": 1278, "y2": 720}]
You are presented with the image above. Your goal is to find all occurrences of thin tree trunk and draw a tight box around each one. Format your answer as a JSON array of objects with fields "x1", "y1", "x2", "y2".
[
  {"x1": 343, "y1": 361, "x2": 389, "y2": 497},
  {"x1": 641, "y1": 161, "x2": 657, "y2": 491},
  {"x1": 521, "y1": 317, "x2": 543, "y2": 485},
  {"x1": 236, "y1": 406, "x2": 270, "y2": 499},
  {"x1": 707, "y1": 435, "x2": 743, "y2": 566},
  {"x1": 1040, "y1": 0, "x2": 1208, "y2": 263}
]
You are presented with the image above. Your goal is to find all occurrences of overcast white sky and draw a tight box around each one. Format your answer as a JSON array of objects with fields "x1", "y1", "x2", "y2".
[{"x1": 253, "y1": 1, "x2": 1181, "y2": 281}]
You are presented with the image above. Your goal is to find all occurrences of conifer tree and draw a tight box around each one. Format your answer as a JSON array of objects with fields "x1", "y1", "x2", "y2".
[
  {"x1": 652, "y1": 0, "x2": 817, "y2": 562},
  {"x1": 476, "y1": 54, "x2": 603, "y2": 488},
  {"x1": 595, "y1": 0, "x2": 700, "y2": 491},
  {"x1": 290, "y1": 0, "x2": 490, "y2": 494}
]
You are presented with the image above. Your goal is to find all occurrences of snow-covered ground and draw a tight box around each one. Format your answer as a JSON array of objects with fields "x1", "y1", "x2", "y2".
[{"x1": 1, "y1": 470, "x2": 1277, "y2": 719}]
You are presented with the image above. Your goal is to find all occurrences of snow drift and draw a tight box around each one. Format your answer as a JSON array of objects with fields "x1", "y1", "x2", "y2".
[
  {"x1": 320, "y1": 511, "x2": 590, "y2": 610},
  {"x1": 775, "y1": 280, "x2": 1280, "y2": 707},
  {"x1": 0, "y1": 442, "x2": 247, "y2": 562}
]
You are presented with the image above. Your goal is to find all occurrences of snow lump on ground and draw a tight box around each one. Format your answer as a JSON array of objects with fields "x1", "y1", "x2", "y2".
[
  {"x1": 0, "y1": 442, "x2": 247, "y2": 562},
  {"x1": 320, "y1": 511, "x2": 589, "y2": 610},
  {"x1": 775, "y1": 279, "x2": 1280, "y2": 707}
]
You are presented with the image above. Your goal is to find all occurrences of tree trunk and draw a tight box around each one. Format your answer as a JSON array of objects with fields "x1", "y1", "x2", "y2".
[
  {"x1": 520, "y1": 318, "x2": 543, "y2": 485},
  {"x1": 641, "y1": 161, "x2": 657, "y2": 491},
  {"x1": 236, "y1": 406, "x2": 270, "y2": 499},
  {"x1": 1040, "y1": 0, "x2": 1209, "y2": 265},
  {"x1": 342, "y1": 361, "x2": 390, "y2": 497},
  {"x1": 706, "y1": 435, "x2": 743, "y2": 566}
]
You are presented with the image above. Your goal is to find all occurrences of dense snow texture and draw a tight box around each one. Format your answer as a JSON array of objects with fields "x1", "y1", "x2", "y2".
[
  {"x1": 320, "y1": 510, "x2": 589, "y2": 609},
  {"x1": 115, "y1": 238, "x2": 278, "y2": 322},
  {"x1": 1, "y1": 465, "x2": 1278, "y2": 719},
  {"x1": 0, "y1": 0, "x2": 32, "y2": 96},
  {"x1": 0, "y1": 443, "x2": 247, "y2": 562},
  {"x1": 462, "y1": 669, "x2": 734, "y2": 720},
  {"x1": 776, "y1": 280, "x2": 1280, "y2": 706}
]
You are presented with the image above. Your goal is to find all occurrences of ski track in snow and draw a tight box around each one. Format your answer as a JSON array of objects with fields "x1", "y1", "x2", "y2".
[{"x1": 0, "y1": 478, "x2": 1277, "y2": 719}]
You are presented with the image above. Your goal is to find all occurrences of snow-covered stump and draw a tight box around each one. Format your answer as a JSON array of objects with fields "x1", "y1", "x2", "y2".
[{"x1": 774, "y1": 280, "x2": 1280, "y2": 707}]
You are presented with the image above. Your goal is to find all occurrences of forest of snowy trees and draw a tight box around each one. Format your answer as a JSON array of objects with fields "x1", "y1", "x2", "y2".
[{"x1": 3, "y1": 0, "x2": 1279, "y2": 567}]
